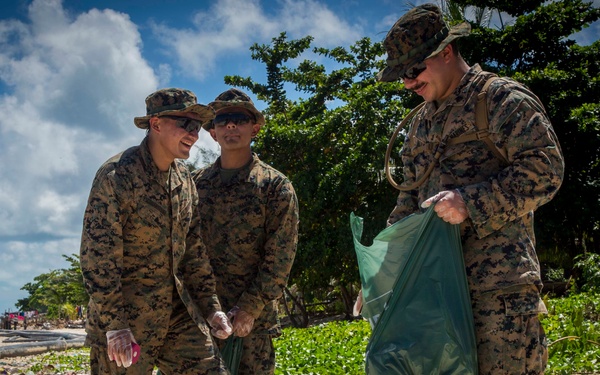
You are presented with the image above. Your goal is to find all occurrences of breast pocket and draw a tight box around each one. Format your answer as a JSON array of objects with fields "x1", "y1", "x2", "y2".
[{"x1": 124, "y1": 198, "x2": 169, "y2": 244}]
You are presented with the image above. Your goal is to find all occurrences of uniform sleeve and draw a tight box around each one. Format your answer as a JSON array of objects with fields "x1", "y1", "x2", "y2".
[
  {"x1": 236, "y1": 179, "x2": 299, "y2": 319},
  {"x1": 183, "y1": 201, "x2": 222, "y2": 319},
  {"x1": 458, "y1": 82, "x2": 565, "y2": 238},
  {"x1": 80, "y1": 170, "x2": 129, "y2": 332}
]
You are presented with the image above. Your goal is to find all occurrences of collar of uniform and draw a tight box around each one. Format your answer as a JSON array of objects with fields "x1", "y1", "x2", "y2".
[
  {"x1": 203, "y1": 153, "x2": 260, "y2": 187},
  {"x1": 139, "y1": 136, "x2": 183, "y2": 190}
]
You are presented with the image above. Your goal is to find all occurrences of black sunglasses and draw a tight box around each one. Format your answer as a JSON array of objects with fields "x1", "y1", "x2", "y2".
[
  {"x1": 159, "y1": 115, "x2": 202, "y2": 133},
  {"x1": 403, "y1": 60, "x2": 427, "y2": 80},
  {"x1": 213, "y1": 112, "x2": 254, "y2": 128}
]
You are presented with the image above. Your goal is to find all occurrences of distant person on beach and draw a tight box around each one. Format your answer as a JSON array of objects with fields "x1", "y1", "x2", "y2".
[{"x1": 80, "y1": 88, "x2": 232, "y2": 374}]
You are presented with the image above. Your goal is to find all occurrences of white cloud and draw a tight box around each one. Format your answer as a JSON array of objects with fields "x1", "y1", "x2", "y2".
[
  {"x1": 276, "y1": 0, "x2": 362, "y2": 45},
  {"x1": 151, "y1": 0, "x2": 363, "y2": 81},
  {"x1": 0, "y1": 0, "x2": 157, "y2": 310}
]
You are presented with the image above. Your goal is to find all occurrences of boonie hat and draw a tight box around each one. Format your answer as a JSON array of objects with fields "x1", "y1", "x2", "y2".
[
  {"x1": 377, "y1": 3, "x2": 471, "y2": 82},
  {"x1": 134, "y1": 88, "x2": 215, "y2": 129},
  {"x1": 205, "y1": 88, "x2": 265, "y2": 130}
]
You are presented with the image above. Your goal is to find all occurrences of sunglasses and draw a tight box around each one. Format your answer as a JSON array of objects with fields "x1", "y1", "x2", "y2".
[
  {"x1": 159, "y1": 115, "x2": 202, "y2": 133},
  {"x1": 403, "y1": 60, "x2": 427, "y2": 80},
  {"x1": 213, "y1": 112, "x2": 254, "y2": 128}
]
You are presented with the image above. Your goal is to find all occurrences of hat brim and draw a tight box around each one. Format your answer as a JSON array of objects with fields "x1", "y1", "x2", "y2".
[
  {"x1": 377, "y1": 22, "x2": 471, "y2": 82},
  {"x1": 133, "y1": 104, "x2": 215, "y2": 129},
  {"x1": 204, "y1": 101, "x2": 265, "y2": 130}
]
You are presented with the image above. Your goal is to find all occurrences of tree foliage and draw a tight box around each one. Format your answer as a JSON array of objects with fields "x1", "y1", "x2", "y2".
[
  {"x1": 224, "y1": 0, "x2": 600, "y2": 311},
  {"x1": 16, "y1": 254, "x2": 88, "y2": 317},
  {"x1": 226, "y1": 33, "x2": 414, "y2": 315}
]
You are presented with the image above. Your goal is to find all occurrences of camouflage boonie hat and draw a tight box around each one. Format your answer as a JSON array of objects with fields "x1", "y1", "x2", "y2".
[
  {"x1": 377, "y1": 3, "x2": 471, "y2": 82},
  {"x1": 205, "y1": 88, "x2": 265, "y2": 130},
  {"x1": 133, "y1": 88, "x2": 215, "y2": 129}
]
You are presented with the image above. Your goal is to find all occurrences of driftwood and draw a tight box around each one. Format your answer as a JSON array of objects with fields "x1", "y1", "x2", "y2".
[{"x1": 0, "y1": 330, "x2": 86, "y2": 359}]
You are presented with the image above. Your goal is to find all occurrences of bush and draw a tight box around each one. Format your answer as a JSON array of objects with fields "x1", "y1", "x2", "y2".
[
  {"x1": 542, "y1": 292, "x2": 600, "y2": 374},
  {"x1": 274, "y1": 319, "x2": 369, "y2": 374},
  {"x1": 574, "y1": 253, "x2": 600, "y2": 292}
]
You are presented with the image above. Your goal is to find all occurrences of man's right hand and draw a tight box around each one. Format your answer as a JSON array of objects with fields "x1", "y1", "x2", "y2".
[
  {"x1": 106, "y1": 328, "x2": 137, "y2": 367},
  {"x1": 421, "y1": 189, "x2": 469, "y2": 224},
  {"x1": 208, "y1": 311, "x2": 233, "y2": 339}
]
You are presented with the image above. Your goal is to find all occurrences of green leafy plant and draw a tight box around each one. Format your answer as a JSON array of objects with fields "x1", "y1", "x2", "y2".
[
  {"x1": 541, "y1": 292, "x2": 600, "y2": 374},
  {"x1": 26, "y1": 349, "x2": 90, "y2": 373},
  {"x1": 274, "y1": 319, "x2": 370, "y2": 375}
]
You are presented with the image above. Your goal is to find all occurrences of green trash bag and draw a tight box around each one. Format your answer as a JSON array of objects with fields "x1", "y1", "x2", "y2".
[
  {"x1": 351, "y1": 206, "x2": 478, "y2": 375},
  {"x1": 221, "y1": 335, "x2": 243, "y2": 374}
]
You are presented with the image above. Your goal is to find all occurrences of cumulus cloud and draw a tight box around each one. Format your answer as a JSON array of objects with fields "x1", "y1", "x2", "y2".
[
  {"x1": 151, "y1": 0, "x2": 363, "y2": 81},
  {"x1": 0, "y1": 0, "x2": 157, "y2": 309}
]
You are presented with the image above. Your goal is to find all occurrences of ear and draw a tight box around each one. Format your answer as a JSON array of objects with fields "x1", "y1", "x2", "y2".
[
  {"x1": 209, "y1": 128, "x2": 218, "y2": 141},
  {"x1": 149, "y1": 117, "x2": 160, "y2": 132},
  {"x1": 441, "y1": 44, "x2": 453, "y2": 62},
  {"x1": 251, "y1": 124, "x2": 260, "y2": 137}
]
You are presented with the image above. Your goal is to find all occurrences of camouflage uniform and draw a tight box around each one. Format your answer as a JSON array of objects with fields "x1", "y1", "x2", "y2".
[
  {"x1": 387, "y1": 65, "x2": 564, "y2": 374},
  {"x1": 193, "y1": 153, "x2": 299, "y2": 375},
  {"x1": 80, "y1": 136, "x2": 227, "y2": 375}
]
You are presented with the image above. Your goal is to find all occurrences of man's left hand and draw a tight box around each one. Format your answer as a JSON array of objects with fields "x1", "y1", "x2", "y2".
[
  {"x1": 227, "y1": 307, "x2": 255, "y2": 338},
  {"x1": 421, "y1": 190, "x2": 469, "y2": 224}
]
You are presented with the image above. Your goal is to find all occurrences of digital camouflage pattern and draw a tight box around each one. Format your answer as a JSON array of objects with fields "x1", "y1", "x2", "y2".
[
  {"x1": 133, "y1": 87, "x2": 215, "y2": 129},
  {"x1": 377, "y1": 3, "x2": 470, "y2": 82},
  {"x1": 387, "y1": 64, "x2": 563, "y2": 373},
  {"x1": 234, "y1": 332, "x2": 276, "y2": 374},
  {"x1": 80, "y1": 137, "x2": 226, "y2": 374},
  {"x1": 193, "y1": 153, "x2": 299, "y2": 374},
  {"x1": 472, "y1": 285, "x2": 548, "y2": 374}
]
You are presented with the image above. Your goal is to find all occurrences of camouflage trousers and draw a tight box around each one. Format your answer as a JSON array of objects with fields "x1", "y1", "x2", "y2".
[
  {"x1": 472, "y1": 285, "x2": 548, "y2": 375},
  {"x1": 216, "y1": 332, "x2": 275, "y2": 375},
  {"x1": 89, "y1": 304, "x2": 228, "y2": 375}
]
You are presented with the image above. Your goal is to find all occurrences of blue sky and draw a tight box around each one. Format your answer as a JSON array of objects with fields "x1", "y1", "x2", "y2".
[{"x1": 0, "y1": 0, "x2": 598, "y2": 312}]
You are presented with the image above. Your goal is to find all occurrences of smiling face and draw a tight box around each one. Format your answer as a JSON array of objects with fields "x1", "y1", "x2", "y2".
[
  {"x1": 148, "y1": 114, "x2": 199, "y2": 171},
  {"x1": 402, "y1": 45, "x2": 464, "y2": 103}
]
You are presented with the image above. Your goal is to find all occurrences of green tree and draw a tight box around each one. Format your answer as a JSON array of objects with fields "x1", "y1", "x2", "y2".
[
  {"x1": 226, "y1": 33, "x2": 409, "y2": 323},
  {"x1": 17, "y1": 254, "x2": 88, "y2": 318}
]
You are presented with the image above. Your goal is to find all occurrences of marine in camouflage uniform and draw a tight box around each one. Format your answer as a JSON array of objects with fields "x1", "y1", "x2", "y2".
[
  {"x1": 193, "y1": 88, "x2": 299, "y2": 375},
  {"x1": 378, "y1": 4, "x2": 564, "y2": 374},
  {"x1": 80, "y1": 88, "x2": 232, "y2": 375}
]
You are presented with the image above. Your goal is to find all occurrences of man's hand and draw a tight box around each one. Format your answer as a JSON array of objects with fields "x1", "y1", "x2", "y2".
[
  {"x1": 207, "y1": 311, "x2": 233, "y2": 340},
  {"x1": 421, "y1": 190, "x2": 469, "y2": 224},
  {"x1": 353, "y1": 289, "x2": 363, "y2": 317},
  {"x1": 227, "y1": 306, "x2": 255, "y2": 337},
  {"x1": 106, "y1": 329, "x2": 137, "y2": 367}
]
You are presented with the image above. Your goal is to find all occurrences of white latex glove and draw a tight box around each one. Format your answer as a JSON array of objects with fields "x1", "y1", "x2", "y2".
[
  {"x1": 227, "y1": 306, "x2": 255, "y2": 338},
  {"x1": 353, "y1": 289, "x2": 363, "y2": 317},
  {"x1": 422, "y1": 190, "x2": 469, "y2": 225},
  {"x1": 106, "y1": 328, "x2": 137, "y2": 368},
  {"x1": 208, "y1": 311, "x2": 233, "y2": 340}
]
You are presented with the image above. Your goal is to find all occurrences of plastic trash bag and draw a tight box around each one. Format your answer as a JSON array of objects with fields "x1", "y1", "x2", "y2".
[
  {"x1": 351, "y1": 206, "x2": 478, "y2": 375},
  {"x1": 221, "y1": 335, "x2": 243, "y2": 374}
]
